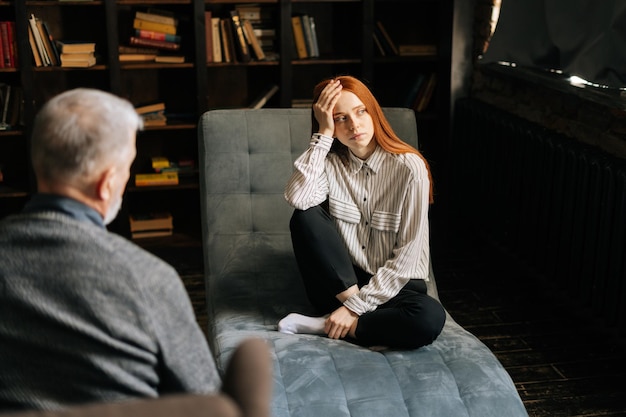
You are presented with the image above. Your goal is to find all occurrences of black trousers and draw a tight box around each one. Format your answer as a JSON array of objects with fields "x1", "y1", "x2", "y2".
[{"x1": 290, "y1": 204, "x2": 446, "y2": 349}]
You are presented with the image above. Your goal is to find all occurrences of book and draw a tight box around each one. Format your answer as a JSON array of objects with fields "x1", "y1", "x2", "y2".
[
  {"x1": 129, "y1": 212, "x2": 173, "y2": 232},
  {"x1": 129, "y1": 36, "x2": 180, "y2": 51},
  {"x1": 151, "y1": 156, "x2": 171, "y2": 171},
  {"x1": 141, "y1": 111, "x2": 167, "y2": 126},
  {"x1": 211, "y1": 17, "x2": 222, "y2": 63},
  {"x1": 135, "y1": 172, "x2": 178, "y2": 186},
  {"x1": 42, "y1": 21, "x2": 61, "y2": 65},
  {"x1": 119, "y1": 53, "x2": 157, "y2": 62},
  {"x1": 1, "y1": 22, "x2": 17, "y2": 68},
  {"x1": 27, "y1": 24, "x2": 43, "y2": 67},
  {"x1": 229, "y1": 11, "x2": 251, "y2": 63},
  {"x1": 403, "y1": 73, "x2": 425, "y2": 108},
  {"x1": 60, "y1": 52, "x2": 95, "y2": 61},
  {"x1": 373, "y1": 31, "x2": 386, "y2": 56},
  {"x1": 56, "y1": 40, "x2": 96, "y2": 54},
  {"x1": 375, "y1": 21, "x2": 398, "y2": 55},
  {"x1": 132, "y1": 229, "x2": 173, "y2": 239},
  {"x1": 301, "y1": 15, "x2": 318, "y2": 58},
  {"x1": 154, "y1": 55, "x2": 184, "y2": 63},
  {"x1": 119, "y1": 45, "x2": 159, "y2": 55},
  {"x1": 249, "y1": 84, "x2": 279, "y2": 109},
  {"x1": 398, "y1": 44, "x2": 437, "y2": 56},
  {"x1": 37, "y1": 19, "x2": 59, "y2": 66},
  {"x1": 220, "y1": 18, "x2": 235, "y2": 63},
  {"x1": 204, "y1": 11, "x2": 213, "y2": 63},
  {"x1": 308, "y1": 16, "x2": 320, "y2": 58},
  {"x1": 135, "y1": 102, "x2": 165, "y2": 114},
  {"x1": 414, "y1": 73, "x2": 437, "y2": 112},
  {"x1": 135, "y1": 11, "x2": 178, "y2": 27},
  {"x1": 135, "y1": 29, "x2": 181, "y2": 44},
  {"x1": 291, "y1": 15, "x2": 307, "y2": 59},
  {"x1": 60, "y1": 55, "x2": 96, "y2": 68},
  {"x1": 132, "y1": 18, "x2": 177, "y2": 36},
  {"x1": 242, "y1": 19, "x2": 265, "y2": 61}
]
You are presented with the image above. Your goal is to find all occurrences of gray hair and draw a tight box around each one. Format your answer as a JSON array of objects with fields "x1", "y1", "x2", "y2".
[{"x1": 31, "y1": 88, "x2": 144, "y2": 186}]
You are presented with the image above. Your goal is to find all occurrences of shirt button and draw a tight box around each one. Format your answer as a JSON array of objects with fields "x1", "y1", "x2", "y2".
[{"x1": 361, "y1": 245, "x2": 366, "y2": 250}]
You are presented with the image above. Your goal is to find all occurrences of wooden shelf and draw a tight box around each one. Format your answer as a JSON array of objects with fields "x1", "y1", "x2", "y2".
[{"x1": 0, "y1": 0, "x2": 453, "y2": 241}]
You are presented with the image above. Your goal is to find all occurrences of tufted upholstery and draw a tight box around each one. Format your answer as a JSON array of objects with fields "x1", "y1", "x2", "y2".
[{"x1": 198, "y1": 108, "x2": 527, "y2": 417}]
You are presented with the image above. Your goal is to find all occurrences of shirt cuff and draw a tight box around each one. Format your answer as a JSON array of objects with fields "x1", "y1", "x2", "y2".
[
  {"x1": 310, "y1": 133, "x2": 334, "y2": 151},
  {"x1": 343, "y1": 293, "x2": 372, "y2": 316}
]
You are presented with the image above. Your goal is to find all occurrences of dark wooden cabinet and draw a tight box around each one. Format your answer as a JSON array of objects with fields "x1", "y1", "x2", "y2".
[{"x1": 0, "y1": 0, "x2": 452, "y2": 246}]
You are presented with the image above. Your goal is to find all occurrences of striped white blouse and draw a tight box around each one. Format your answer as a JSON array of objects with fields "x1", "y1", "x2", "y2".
[{"x1": 285, "y1": 133, "x2": 431, "y2": 315}]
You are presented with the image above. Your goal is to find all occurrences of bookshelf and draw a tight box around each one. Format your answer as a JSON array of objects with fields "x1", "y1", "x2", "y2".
[{"x1": 0, "y1": 0, "x2": 452, "y2": 248}]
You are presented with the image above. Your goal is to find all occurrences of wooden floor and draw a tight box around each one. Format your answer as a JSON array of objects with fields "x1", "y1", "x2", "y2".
[
  {"x1": 430, "y1": 204, "x2": 626, "y2": 417},
  {"x1": 153, "y1": 204, "x2": 626, "y2": 417}
]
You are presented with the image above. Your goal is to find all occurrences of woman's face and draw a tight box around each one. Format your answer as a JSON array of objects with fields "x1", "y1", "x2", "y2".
[{"x1": 332, "y1": 91, "x2": 376, "y2": 160}]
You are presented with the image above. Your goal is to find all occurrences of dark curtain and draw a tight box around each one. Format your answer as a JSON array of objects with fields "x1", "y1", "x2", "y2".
[{"x1": 481, "y1": 0, "x2": 626, "y2": 88}]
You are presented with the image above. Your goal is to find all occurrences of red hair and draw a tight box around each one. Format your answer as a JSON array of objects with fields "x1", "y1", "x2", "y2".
[{"x1": 312, "y1": 75, "x2": 434, "y2": 204}]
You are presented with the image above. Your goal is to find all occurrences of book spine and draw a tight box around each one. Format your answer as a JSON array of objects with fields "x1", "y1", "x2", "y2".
[
  {"x1": 0, "y1": 22, "x2": 9, "y2": 68},
  {"x1": 135, "y1": 29, "x2": 180, "y2": 43},
  {"x1": 219, "y1": 19, "x2": 233, "y2": 63},
  {"x1": 308, "y1": 16, "x2": 319, "y2": 58},
  {"x1": 291, "y1": 16, "x2": 307, "y2": 59},
  {"x1": 37, "y1": 20, "x2": 58, "y2": 66},
  {"x1": 229, "y1": 11, "x2": 251, "y2": 63},
  {"x1": 135, "y1": 172, "x2": 179, "y2": 186},
  {"x1": 132, "y1": 19, "x2": 177, "y2": 35},
  {"x1": 135, "y1": 11, "x2": 177, "y2": 26},
  {"x1": 375, "y1": 21, "x2": 398, "y2": 55},
  {"x1": 211, "y1": 17, "x2": 222, "y2": 63},
  {"x1": 27, "y1": 24, "x2": 42, "y2": 67},
  {"x1": 204, "y1": 11, "x2": 213, "y2": 63},
  {"x1": 129, "y1": 36, "x2": 180, "y2": 51},
  {"x1": 242, "y1": 19, "x2": 265, "y2": 61},
  {"x1": 301, "y1": 15, "x2": 314, "y2": 58}
]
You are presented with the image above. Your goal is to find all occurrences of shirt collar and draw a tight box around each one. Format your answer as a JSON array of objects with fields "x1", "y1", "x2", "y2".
[
  {"x1": 22, "y1": 193, "x2": 105, "y2": 228},
  {"x1": 348, "y1": 145, "x2": 385, "y2": 174}
]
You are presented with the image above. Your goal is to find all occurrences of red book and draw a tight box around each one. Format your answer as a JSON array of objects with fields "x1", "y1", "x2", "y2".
[
  {"x1": 135, "y1": 29, "x2": 180, "y2": 43},
  {"x1": 129, "y1": 36, "x2": 180, "y2": 51}
]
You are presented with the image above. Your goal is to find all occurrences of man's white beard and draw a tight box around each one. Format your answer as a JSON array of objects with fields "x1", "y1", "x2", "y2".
[{"x1": 104, "y1": 194, "x2": 123, "y2": 225}]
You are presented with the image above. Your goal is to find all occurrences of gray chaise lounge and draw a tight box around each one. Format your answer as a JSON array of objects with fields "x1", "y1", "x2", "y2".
[{"x1": 198, "y1": 107, "x2": 528, "y2": 417}]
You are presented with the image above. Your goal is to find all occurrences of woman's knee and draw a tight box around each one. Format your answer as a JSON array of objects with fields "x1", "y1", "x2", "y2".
[{"x1": 406, "y1": 298, "x2": 446, "y2": 348}]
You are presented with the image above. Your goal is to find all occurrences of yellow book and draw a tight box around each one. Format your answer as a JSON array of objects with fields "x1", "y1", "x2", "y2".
[
  {"x1": 133, "y1": 18, "x2": 177, "y2": 35},
  {"x1": 135, "y1": 172, "x2": 179, "y2": 186},
  {"x1": 151, "y1": 156, "x2": 170, "y2": 170},
  {"x1": 291, "y1": 16, "x2": 307, "y2": 59}
]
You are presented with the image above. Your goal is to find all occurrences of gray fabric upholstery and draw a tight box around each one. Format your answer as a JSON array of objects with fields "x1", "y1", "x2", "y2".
[{"x1": 198, "y1": 108, "x2": 528, "y2": 417}]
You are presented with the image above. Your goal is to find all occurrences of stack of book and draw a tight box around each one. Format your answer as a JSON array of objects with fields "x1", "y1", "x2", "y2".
[
  {"x1": 56, "y1": 40, "x2": 96, "y2": 68},
  {"x1": 123, "y1": 9, "x2": 184, "y2": 63},
  {"x1": 235, "y1": 4, "x2": 278, "y2": 60},
  {"x1": 133, "y1": 155, "x2": 195, "y2": 188},
  {"x1": 129, "y1": 212, "x2": 174, "y2": 239},
  {"x1": 135, "y1": 102, "x2": 166, "y2": 127},
  {"x1": 27, "y1": 13, "x2": 97, "y2": 68},
  {"x1": 204, "y1": 9, "x2": 269, "y2": 64}
]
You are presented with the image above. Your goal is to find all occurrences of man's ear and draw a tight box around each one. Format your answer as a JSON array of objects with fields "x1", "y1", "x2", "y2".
[{"x1": 95, "y1": 165, "x2": 117, "y2": 202}]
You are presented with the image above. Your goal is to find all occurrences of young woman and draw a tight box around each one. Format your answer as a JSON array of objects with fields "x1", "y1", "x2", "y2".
[{"x1": 278, "y1": 76, "x2": 446, "y2": 349}]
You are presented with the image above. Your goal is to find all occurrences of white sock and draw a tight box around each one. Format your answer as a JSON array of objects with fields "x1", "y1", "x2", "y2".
[{"x1": 278, "y1": 313, "x2": 327, "y2": 335}]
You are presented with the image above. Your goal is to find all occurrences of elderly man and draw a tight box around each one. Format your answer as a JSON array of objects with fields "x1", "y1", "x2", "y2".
[{"x1": 0, "y1": 89, "x2": 270, "y2": 417}]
